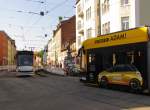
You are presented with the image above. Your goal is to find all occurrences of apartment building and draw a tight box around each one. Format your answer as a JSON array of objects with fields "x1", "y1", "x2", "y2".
[
  {"x1": 47, "y1": 16, "x2": 76, "y2": 67},
  {"x1": 76, "y1": 0, "x2": 100, "y2": 50},
  {"x1": 0, "y1": 31, "x2": 16, "y2": 65},
  {"x1": 8, "y1": 39, "x2": 16, "y2": 65},
  {"x1": 100, "y1": 0, "x2": 150, "y2": 35},
  {"x1": 43, "y1": 45, "x2": 48, "y2": 65},
  {"x1": 47, "y1": 38, "x2": 55, "y2": 65},
  {"x1": 0, "y1": 31, "x2": 8, "y2": 65}
]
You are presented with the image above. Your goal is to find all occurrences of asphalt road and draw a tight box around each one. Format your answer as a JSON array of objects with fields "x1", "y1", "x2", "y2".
[{"x1": 0, "y1": 72, "x2": 150, "y2": 110}]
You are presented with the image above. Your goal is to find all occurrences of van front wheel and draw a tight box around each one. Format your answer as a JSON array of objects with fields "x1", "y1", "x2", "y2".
[{"x1": 129, "y1": 79, "x2": 141, "y2": 92}]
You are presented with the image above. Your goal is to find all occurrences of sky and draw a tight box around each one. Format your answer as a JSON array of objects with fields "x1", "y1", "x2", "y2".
[{"x1": 0, "y1": 0, "x2": 75, "y2": 51}]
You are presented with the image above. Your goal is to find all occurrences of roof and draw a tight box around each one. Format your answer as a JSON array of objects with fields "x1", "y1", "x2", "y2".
[
  {"x1": 82, "y1": 26, "x2": 150, "y2": 50},
  {"x1": 0, "y1": 31, "x2": 15, "y2": 42}
]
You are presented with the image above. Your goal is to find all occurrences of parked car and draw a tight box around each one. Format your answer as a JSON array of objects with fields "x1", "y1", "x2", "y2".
[{"x1": 97, "y1": 64, "x2": 143, "y2": 91}]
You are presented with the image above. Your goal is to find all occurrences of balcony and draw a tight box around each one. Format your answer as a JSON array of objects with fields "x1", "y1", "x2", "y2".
[
  {"x1": 79, "y1": 29, "x2": 84, "y2": 35},
  {"x1": 77, "y1": 4, "x2": 84, "y2": 18},
  {"x1": 78, "y1": 10, "x2": 84, "y2": 18},
  {"x1": 77, "y1": 21, "x2": 84, "y2": 35}
]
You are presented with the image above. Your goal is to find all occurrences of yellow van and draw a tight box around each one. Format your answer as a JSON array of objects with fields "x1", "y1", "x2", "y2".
[{"x1": 98, "y1": 65, "x2": 143, "y2": 90}]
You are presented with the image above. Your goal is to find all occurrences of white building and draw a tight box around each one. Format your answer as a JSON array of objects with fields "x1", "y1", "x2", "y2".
[
  {"x1": 100, "y1": 0, "x2": 150, "y2": 35},
  {"x1": 43, "y1": 45, "x2": 48, "y2": 65},
  {"x1": 47, "y1": 38, "x2": 56, "y2": 65},
  {"x1": 76, "y1": 0, "x2": 100, "y2": 50}
]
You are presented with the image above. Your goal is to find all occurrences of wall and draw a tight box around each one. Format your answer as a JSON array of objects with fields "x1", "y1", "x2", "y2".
[
  {"x1": 8, "y1": 39, "x2": 11, "y2": 65},
  {"x1": 76, "y1": 0, "x2": 97, "y2": 50},
  {"x1": 52, "y1": 28, "x2": 61, "y2": 66},
  {"x1": 61, "y1": 16, "x2": 76, "y2": 51},
  {"x1": 95, "y1": 0, "x2": 101, "y2": 36},
  {"x1": 0, "y1": 32, "x2": 8, "y2": 65},
  {"x1": 12, "y1": 41, "x2": 16, "y2": 65},
  {"x1": 139, "y1": 0, "x2": 150, "y2": 26},
  {"x1": 0, "y1": 32, "x2": 16, "y2": 66}
]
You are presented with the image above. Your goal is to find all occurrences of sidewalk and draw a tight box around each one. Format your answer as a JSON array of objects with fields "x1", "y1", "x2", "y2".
[
  {"x1": 0, "y1": 65, "x2": 16, "y2": 72},
  {"x1": 44, "y1": 66, "x2": 66, "y2": 76}
]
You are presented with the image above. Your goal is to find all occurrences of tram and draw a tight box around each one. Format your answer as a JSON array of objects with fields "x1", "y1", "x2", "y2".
[{"x1": 16, "y1": 51, "x2": 34, "y2": 75}]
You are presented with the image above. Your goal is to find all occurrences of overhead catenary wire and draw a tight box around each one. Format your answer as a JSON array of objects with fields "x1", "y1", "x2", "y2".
[
  {"x1": 0, "y1": 0, "x2": 75, "y2": 50},
  {"x1": 30, "y1": 0, "x2": 71, "y2": 26},
  {"x1": 45, "y1": 0, "x2": 70, "y2": 15},
  {"x1": 26, "y1": 0, "x2": 44, "y2": 4}
]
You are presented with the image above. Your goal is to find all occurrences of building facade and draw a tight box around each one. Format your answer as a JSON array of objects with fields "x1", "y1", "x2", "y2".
[
  {"x1": 0, "y1": 31, "x2": 8, "y2": 65},
  {"x1": 47, "y1": 16, "x2": 76, "y2": 68},
  {"x1": 8, "y1": 38, "x2": 16, "y2": 65},
  {"x1": 100, "y1": 0, "x2": 150, "y2": 35},
  {"x1": 11, "y1": 40, "x2": 17, "y2": 65},
  {"x1": 47, "y1": 38, "x2": 55, "y2": 65},
  {"x1": 0, "y1": 31, "x2": 16, "y2": 65},
  {"x1": 76, "y1": 0, "x2": 150, "y2": 51},
  {"x1": 8, "y1": 39, "x2": 11, "y2": 65},
  {"x1": 43, "y1": 45, "x2": 48, "y2": 65},
  {"x1": 76, "y1": 0, "x2": 100, "y2": 50},
  {"x1": 34, "y1": 53, "x2": 42, "y2": 67},
  {"x1": 47, "y1": 28, "x2": 62, "y2": 67}
]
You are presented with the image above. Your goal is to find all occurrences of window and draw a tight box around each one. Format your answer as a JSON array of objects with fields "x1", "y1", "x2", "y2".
[
  {"x1": 78, "y1": 37, "x2": 81, "y2": 46},
  {"x1": 106, "y1": 67, "x2": 113, "y2": 72},
  {"x1": 115, "y1": 66, "x2": 124, "y2": 72},
  {"x1": 102, "y1": 22, "x2": 110, "y2": 34},
  {"x1": 85, "y1": 0, "x2": 89, "y2": 3},
  {"x1": 121, "y1": 0, "x2": 129, "y2": 6},
  {"x1": 127, "y1": 65, "x2": 138, "y2": 71},
  {"x1": 86, "y1": 28, "x2": 92, "y2": 38},
  {"x1": 121, "y1": 16, "x2": 129, "y2": 30},
  {"x1": 102, "y1": 0, "x2": 110, "y2": 14},
  {"x1": 77, "y1": 21, "x2": 81, "y2": 30},
  {"x1": 77, "y1": 4, "x2": 81, "y2": 13},
  {"x1": 98, "y1": 25, "x2": 101, "y2": 35},
  {"x1": 89, "y1": 54, "x2": 96, "y2": 64},
  {"x1": 86, "y1": 7, "x2": 91, "y2": 20}
]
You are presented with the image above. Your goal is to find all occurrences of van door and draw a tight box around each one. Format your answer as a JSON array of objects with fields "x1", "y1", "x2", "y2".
[{"x1": 111, "y1": 66, "x2": 123, "y2": 84}]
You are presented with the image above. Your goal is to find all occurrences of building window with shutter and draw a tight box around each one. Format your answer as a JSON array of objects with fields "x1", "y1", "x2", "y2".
[
  {"x1": 102, "y1": 22, "x2": 110, "y2": 34},
  {"x1": 102, "y1": 0, "x2": 110, "y2": 15},
  {"x1": 86, "y1": 28, "x2": 92, "y2": 38},
  {"x1": 86, "y1": 7, "x2": 91, "y2": 20},
  {"x1": 78, "y1": 37, "x2": 81, "y2": 46},
  {"x1": 121, "y1": 16, "x2": 129, "y2": 30},
  {"x1": 121, "y1": 0, "x2": 129, "y2": 6}
]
